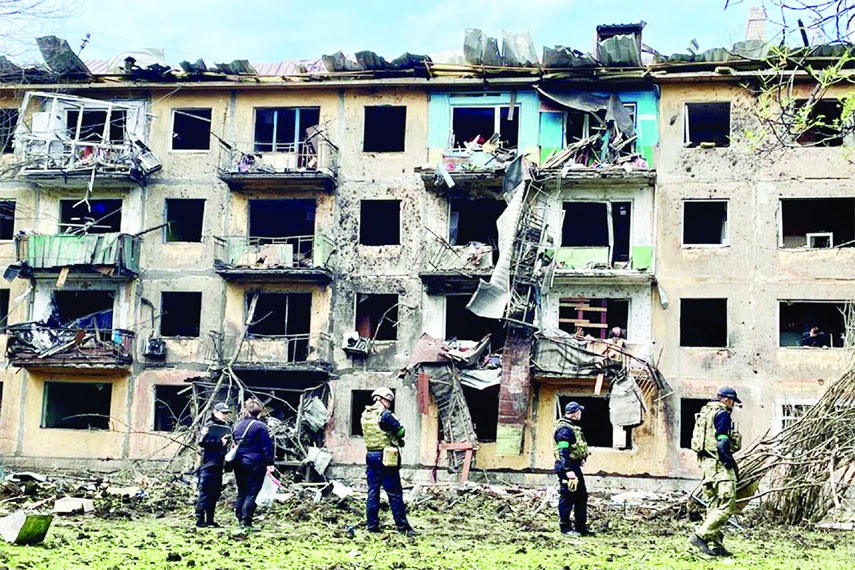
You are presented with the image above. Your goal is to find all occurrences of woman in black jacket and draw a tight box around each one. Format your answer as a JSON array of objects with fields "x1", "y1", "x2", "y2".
[
  {"x1": 195, "y1": 402, "x2": 232, "y2": 527},
  {"x1": 231, "y1": 398, "x2": 274, "y2": 529}
]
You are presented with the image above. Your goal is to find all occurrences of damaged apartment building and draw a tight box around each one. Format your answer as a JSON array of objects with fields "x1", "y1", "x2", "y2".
[{"x1": 0, "y1": 13, "x2": 850, "y2": 486}]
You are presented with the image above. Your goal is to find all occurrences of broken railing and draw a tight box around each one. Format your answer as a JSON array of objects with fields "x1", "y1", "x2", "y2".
[
  {"x1": 420, "y1": 228, "x2": 494, "y2": 273},
  {"x1": 205, "y1": 331, "x2": 334, "y2": 368},
  {"x1": 15, "y1": 232, "x2": 141, "y2": 277},
  {"x1": 212, "y1": 234, "x2": 336, "y2": 272},
  {"x1": 218, "y1": 137, "x2": 339, "y2": 178},
  {"x1": 6, "y1": 323, "x2": 134, "y2": 367}
]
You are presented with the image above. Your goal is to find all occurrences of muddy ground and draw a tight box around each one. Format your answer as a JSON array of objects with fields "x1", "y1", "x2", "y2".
[{"x1": 0, "y1": 471, "x2": 851, "y2": 570}]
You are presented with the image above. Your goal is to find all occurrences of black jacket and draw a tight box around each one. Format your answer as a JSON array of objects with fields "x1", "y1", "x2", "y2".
[
  {"x1": 198, "y1": 416, "x2": 230, "y2": 470},
  {"x1": 232, "y1": 417, "x2": 274, "y2": 467}
]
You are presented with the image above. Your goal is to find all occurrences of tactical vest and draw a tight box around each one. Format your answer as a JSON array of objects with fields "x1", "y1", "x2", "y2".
[
  {"x1": 690, "y1": 401, "x2": 742, "y2": 454},
  {"x1": 361, "y1": 402, "x2": 394, "y2": 451},
  {"x1": 553, "y1": 418, "x2": 590, "y2": 461}
]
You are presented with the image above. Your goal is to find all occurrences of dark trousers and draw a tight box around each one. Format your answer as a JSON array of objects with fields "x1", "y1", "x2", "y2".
[
  {"x1": 557, "y1": 466, "x2": 588, "y2": 532},
  {"x1": 234, "y1": 462, "x2": 266, "y2": 526},
  {"x1": 365, "y1": 452, "x2": 411, "y2": 531},
  {"x1": 195, "y1": 465, "x2": 223, "y2": 523}
]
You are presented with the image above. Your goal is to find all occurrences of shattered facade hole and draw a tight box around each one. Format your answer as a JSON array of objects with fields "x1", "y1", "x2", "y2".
[
  {"x1": 42, "y1": 381, "x2": 112, "y2": 430},
  {"x1": 557, "y1": 395, "x2": 614, "y2": 448},
  {"x1": 449, "y1": 198, "x2": 503, "y2": 260},
  {"x1": 60, "y1": 199, "x2": 122, "y2": 234},
  {"x1": 153, "y1": 385, "x2": 192, "y2": 431},
  {"x1": 349, "y1": 389, "x2": 377, "y2": 437},
  {"x1": 160, "y1": 292, "x2": 202, "y2": 337},
  {"x1": 684, "y1": 102, "x2": 730, "y2": 148},
  {"x1": 680, "y1": 298, "x2": 727, "y2": 347},
  {"x1": 66, "y1": 109, "x2": 127, "y2": 143},
  {"x1": 363, "y1": 105, "x2": 406, "y2": 152},
  {"x1": 246, "y1": 292, "x2": 311, "y2": 359},
  {"x1": 558, "y1": 297, "x2": 628, "y2": 338},
  {"x1": 0, "y1": 289, "x2": 10, "y2": 327},
  {"x1": 796, "y1": 99, "x2": 845, "y2": 147},
  {"x1": 171, "y1": 108, "x2": 211, "y2": 151},
  {"x1": 254, "y1": 107, "x2": 320, "y2": 153},
  {"x1": 359, "y1": 200, "x2": 400, "y2": 245},
  {"x1": 462, "y1": 385, "x2": 499, "y2": 442},
  {"x1": 0, "y1": 200, "x2": 15, "y2": 240},
  {"x1": 683, "y1": 200, "x2": 727, "y2": 246},
  {"x1": 165, "y1": 199, "x2": 204, "y2": 243},
  {"x1": 780, "y1": 198, "x2": 854, "y2": 248},
  {"x1": 561, "y1": 201, "x2": 631, "y2": 264},
  {"x1": 54, "y1": 290, "x2": 114, "y2": 334},
  {"x1": 445, "y1": 295, "x2": 504, "y2": 343},
  {"x1": 679, "y1": 398, "x2": 707, "y2": 448},
  {"x1": 451, "y1": 105, "x2": 519, "y2": 148},
  {"x1": 249, "y1": 199, "x2": 316, "y2": 239},
  {"x1": 0, "y1": 108, "x2": 17, "y2": 153},
  {"x1": 779, "y1": 300, "x2": 847, "y2": 347},
  {"x1": 355, "y1": 293, "x2": 398, "y2": 341}
]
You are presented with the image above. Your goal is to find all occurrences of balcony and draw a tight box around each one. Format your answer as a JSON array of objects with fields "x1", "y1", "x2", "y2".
[
  {"x1": 217, "y1": 138, "x2": 338, "y2": 192},
  {"x1": 551, "y1": 246, "x2": 654, "y2": 285},
  {"x1": 418, "y1": 231, "x2": 494, "y2": 294},
  {"x1": 418, "y1": 148, "x2": 516, "y2": 194},
  {"x1": 6, "y1": 323, "x2": 134, "y2": 371},
  {"x1": 212, "y1": 234, "x2": 335, "y2": 283},
  {"x1": 14, "y1": 233, "x2": 141, "y2": 279},
  {"x1": 205, "y1": 331, "x2": 334, "y2": 378}
]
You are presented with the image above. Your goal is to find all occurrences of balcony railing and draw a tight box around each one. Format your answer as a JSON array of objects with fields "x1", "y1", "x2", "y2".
[
  {"x1": 205, "y1": 331, "x2": 334, "y2": 371},
  {"x1": 17, "y1": 138, "x2": 161, "y2": 182},
  {"x1": 15, "y1": 233, "x2": 141, "y2": 278},
  {"x1": 418, "y1": 230, "x2": 494, "y2": 294},
  {"x1": 217, "y1": 137, "x2": 338, "y2": 190},
  {"x1": 6, "y1": 323, "x2": 134, "y2": 369},
  {"x1": 213, "y1": 234, "x2": 335, "y2": 282}
]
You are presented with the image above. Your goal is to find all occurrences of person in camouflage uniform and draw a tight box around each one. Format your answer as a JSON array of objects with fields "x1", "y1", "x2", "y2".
[{"x1": 554, "y1": 401, "x2": 594, "y2": 536}]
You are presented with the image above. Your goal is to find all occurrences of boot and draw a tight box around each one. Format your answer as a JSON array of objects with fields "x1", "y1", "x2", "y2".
[
  {"x1": 689, "y1": 533, "x2": 716, "y2": 556},
  {"x1": 195, "y1": 514, "x2": 206, "y2": 528}
]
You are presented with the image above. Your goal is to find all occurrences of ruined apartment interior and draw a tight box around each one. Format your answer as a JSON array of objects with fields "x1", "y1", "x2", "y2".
[{"x1": 0, "y1": 10, "x2": 851, "y2": 485}]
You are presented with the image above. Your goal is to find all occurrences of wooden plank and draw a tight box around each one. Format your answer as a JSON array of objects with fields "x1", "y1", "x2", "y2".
[
  {"x1": 594, "y1": 373, "x2": 604, "y2": 395},
  {"x1": 55, "y1": 266, "x2": 69, "y2": 289}
]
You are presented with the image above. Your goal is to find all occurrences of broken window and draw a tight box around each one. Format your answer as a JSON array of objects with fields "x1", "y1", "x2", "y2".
[
  {"x1": 561, "y1": 201, "x2": 631, "y2": 265},
  {"x1": 350, "y1": 390, "x2": 377, "y2": 437},
  {"x1": 153, "y1": 385, "x2": 193, "y2": 431},
  {"x1": 0, "y1": 200, "x2": 15, "y2": 240},
  {"x1": 683, "y1": 200, "x2": 727, "y2": 246},
  {"x1": 781, "y1": 403, "x2": 812, "y2": 431},
  {"x1": 449, "y1": 198, "x2": 503, "y2": 253},
  {"x1": 452, "y1": 106, "x2": 519, "y2": 149},
  {"x1": 363, "y1": 106, "x2": 406, "y2": 152},
  {"x1": 247, "y1": 292, "x2": 311, "y2": 359},
  {"x1": 557, "y1": 395, "x2": 613, "y2": 447},
  {"x1": 679, "y1": 398, "x2": 708, "y2": 449},
  {"x1": 780, "y1": 198, "x2": 855, "y2": 248},
  {"x1": 254, "y1": 107, "x2": 320, "y2": 153},
  {"x1": 558, "y1": 298, "x2": 629, "y2": 338},
  {"x1": 796, "y1": 99, "x2": 846, "y2": 147},
  {"x1": 59, "y1": 199, "x2": 122, "y2": 234},
  {"x1": 0, "y1": 289, "x2": 9, "y2": 327},
  {"x1": 66, "y1": 109, "x2": 127, "y2": 143},
  {"x1": 684, "y1": 102, "x2": 730, "y2": 148},
  {"x1": 0, "y1": 108, "x2": 17, "y2": 153},
  {"x1": 360, "y1": 200, "x2": 400, "y2": 245},
  {"x1": 462, "y1": 385, "x2": 499, "y2": 442},
  {"x1": 171, "y1": 108, "x2": 211, "y2": 151},
  {"x1": 680, "y1": 298, "x2": 727, "y2": 347},
  {"x1": 54, "y1": 290, "x2": 114, "y2": 330},
  {"x1": 161, "y1": 292, "x2": 202, "y2": 337},
  {"x1": 356, "y1": 293, "x2": 398, "y2": 341},
  {"x1": 779, "y1": 301, "x2": 846, "y2": 347},
  {"x1": 165, "y1": 199, "x2": 205, "y2": 243},
  {"x1": 445, "y1": 295, "x2": 505, "y2": 344},
  {"x1": 249, "y1": 199, "x2": 316, "y2": 239},
  {"x1": 42, "y1": 381, "x2": 111, "y2": 430}
]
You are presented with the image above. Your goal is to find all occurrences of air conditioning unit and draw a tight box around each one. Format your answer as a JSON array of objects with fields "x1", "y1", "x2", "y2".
[
  {"x1": 806, "y1": 232, "x2": 833, "y2": 249},
  {"x1": 143, "y1": 337, "x2": 167, "y2": 360}
]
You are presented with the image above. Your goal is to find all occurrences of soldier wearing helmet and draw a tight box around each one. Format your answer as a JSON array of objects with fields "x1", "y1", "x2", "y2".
[
  {"x1": 553, "y1": 401, "x2": 594, "y2": 537},
  {"x1": 360, "y1": 386, "x2": 416, "y2": 536}
]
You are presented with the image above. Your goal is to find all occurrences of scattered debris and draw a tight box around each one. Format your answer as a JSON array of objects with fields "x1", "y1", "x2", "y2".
[
  {"x1": 53, "y1": 497, "x2": 94, "y2": 515},
  {"x1": 0, "y1": 511, "x2": 52, "y2": 545}
]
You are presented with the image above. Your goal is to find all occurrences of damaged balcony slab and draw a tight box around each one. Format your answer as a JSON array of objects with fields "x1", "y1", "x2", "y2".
[
  {"x1": 417, "y1": 167, "x2": 507, "y2": 194},
  {"x1": 418, "y1": 271, "x2": 492, "y2": 295},
  {"x1": 6, "y1": 324, "x2": 134, "y2": 370},
  {"x1": 551, "y1": 268, "x2": 655, "y2": 285},
  {"x1": 212, "y1": 235, "x2": 335, "y2": 284},
  {"x1": 13, "y1": 233, "x2": 141, "y2": 279},
  {"x1": 419, "y1": 229, "x2": 495, "y2": 294},
  {"x1": 204, "y1": 332, "x2": 335, "y2": 378}
]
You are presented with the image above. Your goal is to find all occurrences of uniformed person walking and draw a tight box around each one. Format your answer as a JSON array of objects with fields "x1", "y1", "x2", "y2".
[
  {"x1": 195, "y1": 402, "x2": 232, "y2": 527},
  {"x1": 360, "y1": 387, "x2": 416, "y2": 536},
  {"x1": 689, "y1": 386, "x2": 742, "y2": 556},
  {"x1": 554, "y1": 401, "x2": 594, "y2": 536}
]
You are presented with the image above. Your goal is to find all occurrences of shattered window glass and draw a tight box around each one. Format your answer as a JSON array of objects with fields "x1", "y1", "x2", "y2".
[
  {"x1": 172, "y1": 108, "x2": 211, "y2": 151},
  {"x1": 0, "y1": 108, "x2": 18, "y2": 153},
  {"x1": 66, "y1": 109, "x2": 127, "y2": 143},
  {"x1": 254, "y1": 107, "x2": 320, "y2": 153}
]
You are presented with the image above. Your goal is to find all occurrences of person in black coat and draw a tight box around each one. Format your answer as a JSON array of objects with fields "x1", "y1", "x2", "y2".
[
  {"x1": 195, "y1": 402, "x2": 232, "y2": 527},
  {"x1": 231, "y1": 398, "x2": 274, "y2": 530}
]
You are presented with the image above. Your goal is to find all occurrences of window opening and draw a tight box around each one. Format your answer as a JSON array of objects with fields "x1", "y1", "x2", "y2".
[
  {"x1": 683, "y1": 201, "x2": 728, "y2": 245},
  {"x1": 449, "y1": 198, "x2": 503, "y2": 264},
  {"x1": 781, "y1": 403, "x2": 812, "y2": 431},
  {"x1": 445, "y1": 295, "x2": 505, "y2": 344},
  {"x1": 0, "y1": 108, "x2": 18, "y2": 153},
  {"x1": 153, "y1": 385, "x2": 193, "y2": 431},
  {"x1": 680, "y1": 398, "x2": 708, "y2": 448},
  {"x1": 350, "y1": 389, "x2": 379, "y2": 437},
  {"x1": 462, "y1": 385, "x2": 499, "y2": 442},
  {"x1": 165, "y1": 199, "x2": 204, "y2": 242},
  {"x1": 779, "y1": 301, "x2": 846, "y2": 347},
  {"x1": 363, "y1": 106, "x2": 406, "y2": 152},
  {"x1": 684, "y1": 102, "x2": 730, "y2": 148},
  {"x1": 172, "y1": 108, "x2": 211, "y2": 151},
  {"x1": 42, "y1": 381, "x2": 112, "y2": 430},
  {"x1": 0, "y1": 200, "x2": 14, "y2": 240},
  {"x1": 780, "y1": 198, "x2": 855, "y2": 248},
  {"x1": 680, "y1": 298, "x2": 727, "y2": 347},
  {"x1": 559, "y1": 298, "x2": 628, "y2": 339},
  {"x1": 249, "y1": 199, "x2": 316, "y2": 239},
  {"x1": 452, "y1": 106, "x2": 519, "y2": 149},
  {"x1": 360, "y1": 200, "x2": 400, "y2": 245},
  {"x1": 556, "y1": 395, "x2": 613, "y2": 447},
  {"x1": 796, "y1": 99, "x2": 845, "y2": 147},
  {"x1": 66, "y1": 109, "x2": 126, "y2": 143},
  {"x1": 562, "y1": 201, "x2": 631, "y2": 265},
  {"x1": 254, "y1": 107, "x2": 320, "y2": 153},
  {"x1": 59, "y1": 199, "x2": 122, "y2": 234},
  {"x1": 356, "y1": 293, "x2": 398, "y2": 341},
  {"x1": 246, "y1": 292, "x2": 311, "y2": 360},
  {"x1": 0, "y1": 289, "x2": 9, "y2": 327},
  {"x1": 54, "y1": 290, "x2": 114, "y2": 336},
  {"x1": 161, "y1": 292, "x2": 202, "y2": 337}
]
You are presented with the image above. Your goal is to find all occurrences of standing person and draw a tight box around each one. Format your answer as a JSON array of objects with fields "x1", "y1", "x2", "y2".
[
  {"x1": 195, "y1": 402, "x2": 232, "y2": 528},
  {"x1": 232, "y1": 398, "x2": 274, "y2": 530},
  {"x1": 554, "y1": 401, "x2": 594, "y2": 537},
  {"x1": 689, "y1": 386, "x2": 742, "y2": 557},
  {"x1": 360, "y1": 386, "x2": 416, "y2": 536}
]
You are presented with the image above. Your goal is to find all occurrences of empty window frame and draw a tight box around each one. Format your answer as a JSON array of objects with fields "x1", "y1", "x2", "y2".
[
  {"x1": 683, "y1": 200, "x2": 728, "y2": 246},
  {"x1": 462, "y1": 385, "x2": 499, "y2": 442},
  {"x1": 679, "y1": 398, "x2": 708, "y2": 449},
  {"x1": 0, "y1": 289, "x2": 9, "y2": 327},
  {"x1": 562, "y1": 201, "x2": 631, "y2": 264},
  {"x1": 54, "y1": 290, "x2": 114, "y2": 330},
  {"x1": 0, "y1": 200, "x2": 14, "y2": 240},
  {"x1": 66, "y1": 109, "x2": 127, "y2": 143},
  {"x1": 558, "y1": 297, "x2": 629, "y2": 338},
  {"x1": 355, "y1": 293, "x2": 398, "y2": 341},
  {"x1": 445, "y1": 295, "x2": 505, "y2": 344},
  {"x1": 153, "y1": 385, "x2": 193, "y2": 431},
  {"x1": 363, "y1": 106, "x2": 406, "y2": 152},
  {"x1": 779, "y1": 198, "x2": 855, "y2": 249},
  {"x1": 556, "y1": 395, "x2": 615, "y2": 448},
  {"x1": 780, "y1": 403, "x2": 813, "y2": 431},
  {"x1": 796, "y1": 99, "x2": 846, "y2": 147},
  {"x1": 59, "y1": 198, "x2": 122, "y2": 234},
  {"x1": 349, "y1": 389, "x2": 377, "y2": 437},
  {"x1": 680, "y1": 298, "x2": 727, "y2": 347},
  {"x1": 161, "y1": 292, "x2": 202, "y2": 337},
  {"x1": 565, "y1": 104, "x2": 636, "y2": 149},
  {"x1": 0, "y1": 108, "x2": 18, "y2": 153},
  {"x1": 249, "y1": 199, "x2": 316, "y2": 239},
  {"x1": 779, "y1": 301, "x2": 846, "y2": 348},
  {"x1": 451, "y1": 106, "x2": 519, "y2": 149},
  {"x1": 42, "y1": 381, "x2": 112, "y2": 430},
  {"x1": 165, "y1": 199, "x2": 204, "y2": 242},
  {"x1": 246, "y1": 292, "x2": 311, "y2": 345},
  {"x1": 171, "y1": 108, "x2": 211, "y2": 151},
  {"x1": 449, "y1": 198, "x2": 503, "y2": 247},
  {"x1": 684, "y1": 102, "x2": 731, "y2": 148},
  {"x1": 254, "y1": 107, "x2": 320, "y2": 153},
  {"x1": 360, "y1": 200, "x2": 400, "y2": 245}
]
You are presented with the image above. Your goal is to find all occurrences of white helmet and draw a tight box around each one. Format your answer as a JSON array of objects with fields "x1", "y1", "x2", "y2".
[{"x1": 371, "y1": 387, "x2": 394, "y2": 402}]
